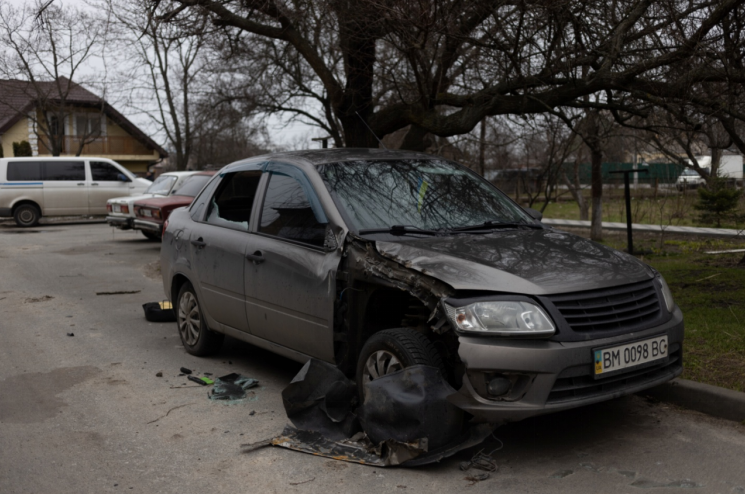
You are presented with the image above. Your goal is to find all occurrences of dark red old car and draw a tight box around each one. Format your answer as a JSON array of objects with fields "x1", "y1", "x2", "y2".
[{"x1": 133, "y1": 171, "x2": 216, "y2": 239}]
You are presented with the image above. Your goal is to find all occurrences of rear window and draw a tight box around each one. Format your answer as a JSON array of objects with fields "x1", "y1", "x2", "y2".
[
  {"x1": 7, "y1": 162, "x2": 42, "y2": 181},
  {"x1": 172, "y1": 174, "x2": 212, "y2": 197}
]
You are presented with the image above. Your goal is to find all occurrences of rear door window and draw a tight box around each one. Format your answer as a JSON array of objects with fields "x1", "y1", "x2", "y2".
[
  {"x1": 7, "y1": 162, "x2": 42, "y2": 181},
  {"x1": 91, "y1": 161, "x2": 124, "y2": 181},
  {"x1": 43, "y1": 161, "x2": 86, "y2": 181},
  {"x1": 259, "y1": 173, "x2": 327, "y2": 247}
]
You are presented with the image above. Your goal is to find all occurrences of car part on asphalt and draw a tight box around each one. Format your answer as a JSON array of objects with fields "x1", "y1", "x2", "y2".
[
  {"x1": 209, "y1": 373, "x2": 259, "y2": 401},
  {"x1": 176, "y1": 282, "x2": 224, "y2": 356},
  {"x1": 180, "y1": 367, "x2": 192, "y2": 374},
  {"x1": 142, "y1": 301, "x2": 176, "y2": 322},
  {"x1": 281, "y1": 359, "x2": 359, "y2": 440},
  {"x1": 275, "y1": 359, "x2": 494, "y2": 467},
  {"x1": 187, "y1": 375, "x2": 212, "y2": 386}
]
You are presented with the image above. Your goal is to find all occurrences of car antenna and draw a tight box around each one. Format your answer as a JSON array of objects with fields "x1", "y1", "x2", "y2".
[{"x1": 355, "y1": 111, "x2": 388, "y2": 149}]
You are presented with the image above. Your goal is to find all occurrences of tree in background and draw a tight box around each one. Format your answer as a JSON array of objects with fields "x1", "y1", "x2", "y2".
[{"x1": 694, "y1": 179, "x2": 743, "y2": 228}]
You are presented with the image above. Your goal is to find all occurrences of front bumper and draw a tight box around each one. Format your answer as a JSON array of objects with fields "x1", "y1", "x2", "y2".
[
  {"x1": 451, "y1": 307, "x2": 684, "y2": 423},
  {"x1": 106, "y1": 215, "x2": 133, "y2": 229},
  {"x1": 133, "y1": 219, "x2": 163, "y2": 234}
]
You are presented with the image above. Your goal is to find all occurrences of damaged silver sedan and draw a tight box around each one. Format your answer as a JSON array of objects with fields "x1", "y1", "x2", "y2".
[{"x1": 161, "y1": 149, "x2": 683, "y2": 425}]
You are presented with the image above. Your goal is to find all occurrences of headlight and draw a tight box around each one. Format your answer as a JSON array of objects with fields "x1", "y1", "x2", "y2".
[
  {"x1": 444, "y1": 301, "x2": 555, "y2": 337},
  {"x1": 657, "y1": 276, "x2": 675, "y2": 313}
]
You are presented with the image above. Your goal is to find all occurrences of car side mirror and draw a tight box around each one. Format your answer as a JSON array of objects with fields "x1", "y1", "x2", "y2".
[
  {"x1": 118, "y1": 173, "x2": 131, "y2": 182},
  {"x1": 524, "y1": 207, "x2": 543, "y2": 221}
]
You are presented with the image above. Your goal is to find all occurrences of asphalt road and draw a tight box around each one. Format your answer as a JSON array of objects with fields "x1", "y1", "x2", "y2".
[{"x1": 1, "y1": 222, "x2": 744, "y2": 494}]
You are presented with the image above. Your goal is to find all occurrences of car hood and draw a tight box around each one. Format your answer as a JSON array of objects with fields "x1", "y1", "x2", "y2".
[{"x1": 375, "y1": 229, "x2": 653, "y2": 295}]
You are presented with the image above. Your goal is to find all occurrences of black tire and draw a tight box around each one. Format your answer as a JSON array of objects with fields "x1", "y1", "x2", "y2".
[
  {"x1": 142, "y1": 230, "x2": 160, "y2": 241},
  {"x1": 356, "y1": 328, "x2": 445, "y2": 393},
  {"x1": 176, "y1": 281, "x2": 224, "y2": 356},
  {"x1": 13, "y1": 204, "x2": 41, "y2": 227}
]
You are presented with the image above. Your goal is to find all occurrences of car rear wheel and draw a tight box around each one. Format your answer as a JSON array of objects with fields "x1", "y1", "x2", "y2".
[
  {"x1": 142, "y1": 231, "x2": 160, "y2": 241},
  {"x1": 356, "y1": 328, "x2": 445, "y2": 393},
  {"x1": 13, "y1": 204, "x2": 41, "y2": 227},
  {"x1": 176, "y1": 282, "x2": 223, "y2": 356}
]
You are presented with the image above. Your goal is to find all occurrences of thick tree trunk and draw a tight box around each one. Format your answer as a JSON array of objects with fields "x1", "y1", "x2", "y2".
[{"x1": 590, "y1": 146, "x2": 603, "y2": 241}]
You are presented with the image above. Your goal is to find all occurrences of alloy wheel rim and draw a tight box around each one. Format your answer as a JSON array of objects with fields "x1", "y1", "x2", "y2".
[
  {"x1": 178, "y1": 292, "x2": 200, "y2": 346},
  {"x1": 362, "y1": 350, "x2": 403, "y2": 382}
]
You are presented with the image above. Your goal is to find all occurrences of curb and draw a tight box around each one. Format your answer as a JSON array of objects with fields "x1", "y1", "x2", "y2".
[{"x1": 642, "y1": 378, "x2": 745, "y2": 423}]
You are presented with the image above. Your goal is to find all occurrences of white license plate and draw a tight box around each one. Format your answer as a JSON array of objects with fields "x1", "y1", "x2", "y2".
[
  {"x1": 593, "y1": 335, "x2": 668, "y2": 378},
  {"x1": 113, "y1": 205, "x2": 121, "y2": 213}
]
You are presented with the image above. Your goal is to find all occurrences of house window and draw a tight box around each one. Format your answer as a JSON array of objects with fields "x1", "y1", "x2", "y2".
[{"x1": 76, "y1": 114, "x2": 102, "y2": 138}]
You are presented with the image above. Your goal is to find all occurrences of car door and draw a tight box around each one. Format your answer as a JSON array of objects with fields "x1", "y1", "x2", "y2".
[
  {"x1": 244, "y1": 164, "x2": 341, "y2": 362},
  {"x1": 88, "y1": 161, "x2": 133, "y2": 214},
  {"x1": 42, "y1": 160, "x2": 89, "y2": 215},
  {"x1": 189, "y1": 169, "x2": 263, "y2": 333}
]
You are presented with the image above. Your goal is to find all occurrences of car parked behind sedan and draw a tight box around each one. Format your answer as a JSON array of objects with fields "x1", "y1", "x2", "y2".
[
  {"x1": 133, "y1": 171, "x2": 216, "y2": 240},
  {"x1": 106, "y1": 171, "x2": 197, "y2": 240},
  {"x1": 160, "y1": 149, "x2": 683, "y2": 426}
]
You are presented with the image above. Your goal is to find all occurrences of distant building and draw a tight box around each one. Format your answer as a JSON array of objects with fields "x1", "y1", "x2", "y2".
[{"x1": 0, "y1": 77, "x2": 168, "y2": 175}]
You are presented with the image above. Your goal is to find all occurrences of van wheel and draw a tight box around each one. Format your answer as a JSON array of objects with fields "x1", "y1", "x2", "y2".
[
  {"x1": 13, "y1": 204, "x2": 41, "y2": 227},
  {"x1": 356, "y1": 328, "x2": 445, "y2": 394},
  {"x1": 176, "y1": 281, "x2": 223, "y2": 356},
  {"x1": 142, "y1": 231, "x2": 160, "y2": 241}
]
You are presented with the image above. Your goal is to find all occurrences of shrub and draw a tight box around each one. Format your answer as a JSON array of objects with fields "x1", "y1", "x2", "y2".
[
  {"x1": 693, "y1": 178, "x2": 743, "y2": 227},
  {"x1": 13, "y1": 140, "x2": 32, "y2": 157}
]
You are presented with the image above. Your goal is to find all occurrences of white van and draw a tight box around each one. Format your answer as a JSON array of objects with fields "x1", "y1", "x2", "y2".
[{"x1": 0, "y1": 157, "x2": 151, "y2": 227}]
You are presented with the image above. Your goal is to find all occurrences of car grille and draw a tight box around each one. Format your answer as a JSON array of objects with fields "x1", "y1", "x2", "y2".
[
  {"x1": 546, "y1": 343, "x2": 682, "y2": 404},
  {"x1": 546, "y1": 280, "x2": 662, "y2": 333}
]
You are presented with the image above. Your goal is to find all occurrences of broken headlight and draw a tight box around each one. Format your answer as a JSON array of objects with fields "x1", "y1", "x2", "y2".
[{"x1": 444, "y1": 301, "x2": 555, "y2": 337}]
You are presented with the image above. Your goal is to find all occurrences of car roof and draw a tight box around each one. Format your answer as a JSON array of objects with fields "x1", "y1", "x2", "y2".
[{"x1": 227, "y1": 148, "x2": 438, "y2": 169}]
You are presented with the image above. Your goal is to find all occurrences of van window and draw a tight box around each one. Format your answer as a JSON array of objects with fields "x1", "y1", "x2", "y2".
[
  {"x1": 7, "y1": 162, "x2": 42, "y2": 181},
  {"x1": 91, "y1": 161, "x2": 124, "y2": 181},
  {"x1": 44, "y1": 161, "x2": 85, "y2": 181}
]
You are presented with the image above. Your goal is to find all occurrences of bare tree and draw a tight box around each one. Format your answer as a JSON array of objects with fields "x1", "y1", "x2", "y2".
[
  {"x1": 158, "y1": 0, "x2": 745, "y2": 154},
  {"x1": 0, "y1": 1, "x2": 110, "y2": 156}
]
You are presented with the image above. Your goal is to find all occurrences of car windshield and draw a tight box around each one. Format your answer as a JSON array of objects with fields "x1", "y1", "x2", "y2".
[
  {"x1": 319, "y1": 159, "x2": 533, "y2": 231},
  {"x1": 172, "y1": 174, "x2": 212, "y2": 197},
  {"x1": 145, "y1": 175, "x2": 177, "y2": 195},
  {"x1": 681, "y1": 169, "x2": 700, "y2": 176}
]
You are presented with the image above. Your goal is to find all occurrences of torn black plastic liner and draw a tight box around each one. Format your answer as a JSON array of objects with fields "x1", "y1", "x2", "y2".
[
  {"x1": 275, "y1": 359, "x2": 493, "y2": 466},
  {"x1": 281, "y1": 359, "x2": 359, "y2": 440}
]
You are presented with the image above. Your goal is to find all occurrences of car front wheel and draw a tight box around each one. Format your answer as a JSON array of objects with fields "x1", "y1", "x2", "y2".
[
  {"x1": 13, "y1": 204, "x2": 41, "y2": 227},
  {"x1": 176, "y1": 281, "x2": 224, "y2": 356},
  {"x1": 356, "y1": 328, "x2": 445, "y2": 394}
]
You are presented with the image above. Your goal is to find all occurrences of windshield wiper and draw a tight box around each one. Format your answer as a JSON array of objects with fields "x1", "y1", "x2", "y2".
[
  {"x1": 449, "y1": 220, "x2": 543, "y2": 232},
  {"x1": 358, "y1": 224, "x2": 439, "y2": 236}
]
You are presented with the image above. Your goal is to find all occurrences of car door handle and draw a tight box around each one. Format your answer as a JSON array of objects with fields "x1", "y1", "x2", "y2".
[
  {"x1": 246, "y1": 251, "x2": 265, "y2": 264},
  {"x1": 190, "y1": 238, "x2": 206, "y2": 248},
  {"x1": 91, "y1": 183, "x2": 99, "y2": 186},
  {"x1": 77, "y1": 183, "x2": 85, "y2": 186}
]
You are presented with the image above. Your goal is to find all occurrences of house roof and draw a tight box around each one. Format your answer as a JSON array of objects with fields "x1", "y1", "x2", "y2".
[{"x1": 0, "y1": 77, "x2": 168, "y2": 158}]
